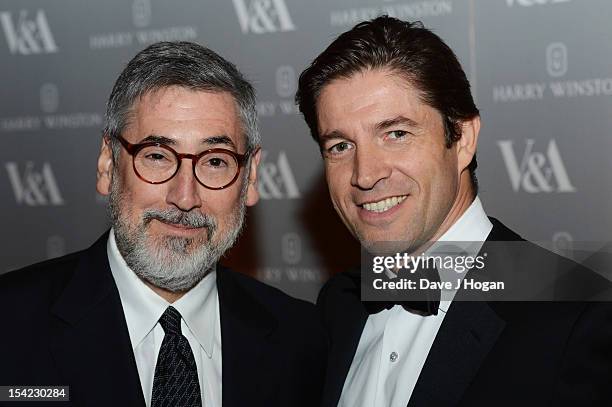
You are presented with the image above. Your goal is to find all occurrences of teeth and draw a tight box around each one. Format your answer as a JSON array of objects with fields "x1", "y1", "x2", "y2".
[{"x1": 362, "y1": 195, "x2": 407, "y2": 213}]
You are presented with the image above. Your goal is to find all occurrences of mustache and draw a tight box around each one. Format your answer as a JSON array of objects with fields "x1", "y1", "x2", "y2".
[{"x1": 142, "y1": 208, "x2": 217, "y2": 232}]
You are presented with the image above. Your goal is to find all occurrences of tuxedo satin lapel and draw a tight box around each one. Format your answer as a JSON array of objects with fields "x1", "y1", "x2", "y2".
[
  {"x1": 49, "y1": 233, "x2": 146, "y2": 407},
  {"x1": 407, "y1": 218, "x2": 515, "y2": 407},
  {"x1": 408, "y1": 301, "x2": 505, "y2": 406},
  {"x1": 320, "y1": 272, "x2": 368, "y2": 407},
  {"x1": 487, "y1": 217, "x2": 523, "y2": 242},
  {"x1": 217, "y1": 267, "x2": 277, "y2": 407}
]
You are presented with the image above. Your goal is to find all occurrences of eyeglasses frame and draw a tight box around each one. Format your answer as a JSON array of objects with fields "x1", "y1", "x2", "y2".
[{"x1": 113, "y1": 135, "x2": 256, "y2": 190}]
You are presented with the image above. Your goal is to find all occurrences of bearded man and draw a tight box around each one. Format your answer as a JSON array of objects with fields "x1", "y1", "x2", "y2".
[{"x1": 0, "y1": 41, "x2": 325, "y2": 407}]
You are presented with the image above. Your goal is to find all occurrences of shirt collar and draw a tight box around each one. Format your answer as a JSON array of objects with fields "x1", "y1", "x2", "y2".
[
  {"x1": 437, "y1": 196, "x2": 492, "y2": 244},
  {"x1": 107, "y1": 229, "x2": 218, "y2": 358},
  {"x1": 172, "y1": 267, "x2": 218, "y2": 359},
  {"x1": 432, "y1": 196, "x2": 492, "y2": 312}
]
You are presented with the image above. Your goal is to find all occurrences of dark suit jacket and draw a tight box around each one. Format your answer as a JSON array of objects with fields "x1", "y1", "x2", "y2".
[
  {"x1": 318, "y1": 218, "x2": 612, "y2": 407},
  {"x1": 0, "y1": 232, "x2": 326, "y2": 407}
]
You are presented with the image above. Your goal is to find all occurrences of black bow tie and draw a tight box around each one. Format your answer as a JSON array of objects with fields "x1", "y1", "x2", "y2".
[
  {"x1": 363, "y1": 264, "x2": 441, "y2": 316},
  {"x1": 363, "y1": 298, "x2": 439, "y2": 316}
]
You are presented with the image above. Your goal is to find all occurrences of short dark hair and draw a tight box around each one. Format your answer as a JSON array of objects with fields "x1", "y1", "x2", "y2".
[
  {"x1": 104, "y1": 41, "x2": 258, "y2": 161},
  {"x1": 296, "y1": 16, "x2": 479, "y2": 191}
]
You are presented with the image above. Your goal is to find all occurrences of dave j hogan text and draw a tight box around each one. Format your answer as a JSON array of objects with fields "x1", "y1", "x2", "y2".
[{"x1": 373, "y1": 278, "x2": 505, "y2": 292}]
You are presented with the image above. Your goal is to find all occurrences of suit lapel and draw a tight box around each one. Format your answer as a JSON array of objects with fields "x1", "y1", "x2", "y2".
[
  {"x1": 486, "y1": 217, "x2": 523, "y2": 242},
  {"x1": 407, "y1": 301, "x2": 505, "y2": 406},
  {"x1": 49, "y1": 233, "x2": 145, "y2": 406},
  {"x1": 408, "y1": 217, "x2": 517, "y2": 406},
  {"x1": 217, "y1": 267, "x2": 277, "y2": 407},
  {"x1": 321, "y1": 272, "x2": 368, "y2": 407}
]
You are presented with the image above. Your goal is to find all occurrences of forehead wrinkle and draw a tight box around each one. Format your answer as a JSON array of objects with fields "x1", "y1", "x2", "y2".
[{"x1": 128, "y1": 88, "x2": 244, "y2": 150}]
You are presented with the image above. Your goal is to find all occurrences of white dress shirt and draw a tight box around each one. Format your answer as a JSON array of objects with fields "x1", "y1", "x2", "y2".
[
  {"x1": 107, "y1": 230, "x2": 222, "y2": 407},
  {"x1": 338, "y1": 196, "x2": 493, "y2": 407}
]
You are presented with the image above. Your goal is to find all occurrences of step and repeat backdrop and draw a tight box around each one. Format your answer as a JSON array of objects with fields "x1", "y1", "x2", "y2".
[{"x1": 1, "y1": 0, "x2": 611, "y2": 302}]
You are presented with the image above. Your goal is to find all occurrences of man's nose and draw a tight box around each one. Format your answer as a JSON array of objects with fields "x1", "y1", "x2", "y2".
[
  {"x1": 350, "y1": 145, "x2": 392, "y2": 190},
  {"x1": 165, "y1": 161, "x2": 203, "y2": 211}
]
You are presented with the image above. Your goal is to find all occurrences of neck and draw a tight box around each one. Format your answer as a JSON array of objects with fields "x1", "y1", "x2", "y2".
[
  {"x1": 435, "y1": 173, "x2": 475, "y2": 241},
  {"x1": 412, "y1": 173, "x2": 475, "y2": 255}
]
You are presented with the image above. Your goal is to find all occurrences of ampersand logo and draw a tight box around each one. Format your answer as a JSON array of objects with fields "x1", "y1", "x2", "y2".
[
  {"x1": 498, "y1": 139, "x2": 576, "y2": 193},
  {"x1": 232, "y1": 0, "x2": 296, "y2": 34}
]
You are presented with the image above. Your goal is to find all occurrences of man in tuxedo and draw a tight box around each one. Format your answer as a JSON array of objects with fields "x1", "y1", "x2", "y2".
[
  {"x1": 0, "y1": 41, "x2": 325, "y2": 406},
  {"x1": 296, "y1": 16, "x2": 612, "y2": 406}
]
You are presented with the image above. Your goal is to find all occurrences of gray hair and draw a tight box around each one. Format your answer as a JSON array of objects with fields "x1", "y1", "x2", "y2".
[{"x1": 103, "y1": 41, "x2": 259, "y2": 161}]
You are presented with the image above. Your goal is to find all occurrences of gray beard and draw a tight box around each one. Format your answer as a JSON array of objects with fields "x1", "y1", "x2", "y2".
[{"x1": 108, "y1": 173, "x2": 246, "y2": 292}]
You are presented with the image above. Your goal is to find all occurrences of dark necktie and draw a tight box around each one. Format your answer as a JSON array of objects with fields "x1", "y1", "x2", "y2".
[
  {"x1": 151, "y1": 306, "x2": 202, "y2": 407},
  {"x1": 364, "y1": 265, "x2": 441, "y2": 316}
]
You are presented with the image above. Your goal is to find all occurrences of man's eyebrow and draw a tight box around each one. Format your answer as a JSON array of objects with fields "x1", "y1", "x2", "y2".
[
  {"x1": 139, "y1": 134, "x2": 176, "y2": 145},
  {"x1": 136, "y1": 134, "x2": 237, "y2": 150},
  {"x1": 318, "y1": 116, "x2": 420, "y2": 143},
  {"x1": 202, "y1": 135, "x2": 236, "y2": 150},
  {"x1": 319, "y1": 130, "x2": 347, "y2": 143},
  {"x1": 375, "y1": 115, "x2": 420, "y2": 131}
]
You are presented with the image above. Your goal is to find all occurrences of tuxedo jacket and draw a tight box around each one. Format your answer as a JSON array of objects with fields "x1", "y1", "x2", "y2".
[
  {"x1": 318, "y1": 218, "x2": 612, "y2": 407},
  {"x1": 0, "y1": 232, "x2": 326, "y2": 407}
]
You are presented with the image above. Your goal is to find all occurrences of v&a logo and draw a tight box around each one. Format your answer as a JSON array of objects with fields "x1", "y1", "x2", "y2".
[
  {"x1": 258, "y1": 151, "x2": 300, "y2": 199},
  {"x1": 0, "y1": 9, "x2": 58, "y2": 55},
  {"x1": 498, "y1": 139, "x2": 575, "y2": 193},
  {"x1": 232, "y1": 0, "x2": 296, "y2": 34},
  {"x1": 6, "y1": 162, "x2": 65, "y2": 206}
]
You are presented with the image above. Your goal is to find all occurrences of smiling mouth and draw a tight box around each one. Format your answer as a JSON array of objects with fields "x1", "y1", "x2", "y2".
[
  {"x1": 360, "y1": 195, "x2": 408, "y2": 213},
  {"x1": 158, "y1": 220, "x2": 201, "y2": 230}
]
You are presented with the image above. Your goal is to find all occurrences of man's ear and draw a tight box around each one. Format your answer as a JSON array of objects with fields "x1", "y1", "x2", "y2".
[
  {"x1": 96, "y1": 136, "x2": 114, "y2": 196},
  {"x1": 456, "y1": 116, "x2": 481, "y2": 174},
  {"x1": 245, "y1": 148, "x2": 262, "y2": 207}
]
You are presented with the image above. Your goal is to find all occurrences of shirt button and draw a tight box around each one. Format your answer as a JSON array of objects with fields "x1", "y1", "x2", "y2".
[{"x1": 390, "y1": 351, "x2": 398, "y2": 362}]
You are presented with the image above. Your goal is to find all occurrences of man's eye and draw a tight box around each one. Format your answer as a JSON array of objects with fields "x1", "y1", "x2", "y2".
[
  {"x1": 205, "y1": 157, "x2": 228, "y2": 167},
  {"x1": 387, "y1": 130, "x2": 408, "y2": 140},
  {"x1": 145, "y1": 152, "x2": 169, "y2": 161},
  {"x1": 328, "y1": 141, "x2": 353, "y2": 154}
]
